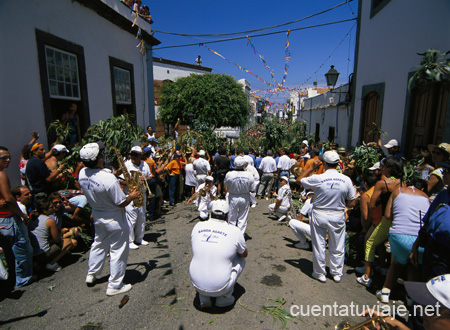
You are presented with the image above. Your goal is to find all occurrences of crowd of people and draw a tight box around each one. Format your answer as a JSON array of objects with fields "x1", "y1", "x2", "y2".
[{"x1": 0, "y1": 127, "x2": 449, "y2": 329}]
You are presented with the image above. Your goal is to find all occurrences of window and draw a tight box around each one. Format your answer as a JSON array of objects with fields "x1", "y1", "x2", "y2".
[
  {"x1": 113, "y1": 67, "x2": 131, "y2": 104},
  {"x1": 315, "y1": 123, "x2": 320, "y2": 142},
  {"x1": 109, "y1": 57, "x2": 136, "y2": 118},
  {"x1": 45, "y1": 46, "x2": 80, "y2": 100},
  {"x1": 328, "y1": 126, "x2": 335, "y2": 143},
  {"x1": 370, "y1": 0, "x2": 391, "y2": 18}
]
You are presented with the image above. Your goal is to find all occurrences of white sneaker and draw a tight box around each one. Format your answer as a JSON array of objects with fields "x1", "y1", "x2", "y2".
[
  {"x1": 45, "y1": 262, "x2": 62, "y2": 272},
  {"x1": 278, "y1": 215, "x2": 287, "y2": 222},
  {"x1": 312, "y1": 273, "x2": 327, "y2": 283},
  {"x1": 294, "y1": 241, "x2": 310, "y2": 250},
  {"x1": 106, "y1": 284, "x2": 132, "y2": 296},
  {"x1": 356, "y1": 275, "x2": 373, "y2": 287},
  {"x1": 376, "y1": 289, "x2": 390, "y2": 303},
  {"x1": 129, "y1": 242, "x2": 139, "y2": 250},
  {"x1": 333, "y1": 275, "x2": 342, "y2": 283},
  {"x1": 251, "y1": 204, "x2": 257, "y2": 208},
  {"x1": 137, "y1": 240, "x2": 149, "y2": 246},
  {"x1": 86, "y1": 274, "x2": 96, "y2": 287},
  {"x1": 216, "y1": 294, "x2": 235, "y2": 307}
]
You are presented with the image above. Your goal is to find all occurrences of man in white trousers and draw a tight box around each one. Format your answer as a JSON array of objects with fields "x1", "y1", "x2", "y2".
[
  {"x1": 189, "y1": 200, "x2": 248, "y2": 309},
  {"x1": 78, "y1": 142, "x2": 139, "y2": 296},
  {"x1": 268, "y1": 176, "x2": 292, "y2": 222},
  {"x1": 187, "y1": 176, "x2": 217, "y2": 220},
  {"x1": 224, "y1": 156, "x2": 254, "y2": 234},
  {"x1": 299, "y1": 151, "x2": 355, "y2": 283},
  {"x1": 193, "y1": 150, "x2": 210, "y2": 189},
  {"x1": 289, "y1": 191, "x2": 314, "y2": 249},
  {"x1": 244, "y1": 160, "x2": 259, "y2": 208},
  {"x1": 123, "y1": 146, "x2": 152, "y2": 250}
]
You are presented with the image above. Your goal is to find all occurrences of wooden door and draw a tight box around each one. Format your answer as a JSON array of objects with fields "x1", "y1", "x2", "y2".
[
  {"x1": 361, "y1": 91, "x2": 380, "y2": 143},
  {"x1": 406, "y1": 82, "x2": 449, "y2": 155}
]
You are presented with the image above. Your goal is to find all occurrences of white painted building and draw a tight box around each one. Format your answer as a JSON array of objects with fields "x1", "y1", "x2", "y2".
[
  {"x1": 152, "y1": 57, "x2": 212, "y2": 135},
  {"x1": 0, "y1": 0, "x2": 160, "y2": 186},
  {"x1": 299, "y1": 84, "x2": 351, "y2": 148},
  {"x1": 349, "y1": 0, "x2": 450, "y2": 155}
]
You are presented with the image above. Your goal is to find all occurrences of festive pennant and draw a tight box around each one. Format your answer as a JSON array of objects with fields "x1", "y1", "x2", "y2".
[
  {"x1": 202, "y1": 44, "x2": 272, "y2": 87},
  {"x1": 246, "y1": 36, "x2": 278, "y2": 86}
]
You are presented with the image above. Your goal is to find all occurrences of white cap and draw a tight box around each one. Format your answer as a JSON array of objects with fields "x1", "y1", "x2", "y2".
[
  {"x1": 384, "y1": 139, "x2": 399, "y2": 149},
  {"x1": 323, "y1": 150, "x2": 340, "y2": 164},
  {"x1": 198, "y1": 150, "x2": 206, "y2": 157},
  {"x1": 405, "y1": 274, "x2": 450, "y2": 309},
  {"x1": 368, "y1": 162, "x2": 380, "y2": 171},
  {"x1": 211, "y1": 200, "x2": 229, "y2": 215},
  {"x1": 280, "y1": 176, "x2": 289, "y2": 182},
  {"x1": 302, "y1": 140, "x2": 309, "y2": 146},
  {"x1": 234, "y1": 156, "x2": 246, "y2": 169},
  {"x1": 80, "y1": 143, "x2": 101, "y2": 161},
  {"x1": 205, "y1": 175, "x2": 214, "y2": 182},
  {"x1": 53, "y1": 144, "x2": 69, "y2": 153},
  {"x1": 130, "y1": 146, "x2": 143, "y2": 154}
]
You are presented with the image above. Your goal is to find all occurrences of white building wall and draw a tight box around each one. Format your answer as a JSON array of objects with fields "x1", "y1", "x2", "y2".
[
  {"x1": 351, "y1": 0, "x2": 450, "y2": 148},
  {"x1": 153, "y1": 63, "x2": 208, "y2": 81},
  {"x1": 0, "y1": 0, "x2": 153, "y2": 185},
  {"x1": 300, "y1": 84, "x2": 350, "y2": 148}
]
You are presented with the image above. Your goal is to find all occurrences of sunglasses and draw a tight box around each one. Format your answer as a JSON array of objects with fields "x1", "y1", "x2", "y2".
[{"x1": 0, "y1": 155, "x2": 11, "y2": 160}]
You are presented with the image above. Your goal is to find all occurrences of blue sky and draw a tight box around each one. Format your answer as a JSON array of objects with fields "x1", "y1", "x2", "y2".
[{"x1": 144, "y1": 0, "x2": 358, "y2": 105}]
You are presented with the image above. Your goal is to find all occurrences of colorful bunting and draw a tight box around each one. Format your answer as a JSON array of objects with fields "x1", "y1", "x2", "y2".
[{"x1": 202, "y1": 44, "x2": 273, "y2": 87}]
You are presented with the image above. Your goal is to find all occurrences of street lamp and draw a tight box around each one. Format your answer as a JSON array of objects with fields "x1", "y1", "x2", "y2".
[{"x1": 325, "y1": 65, "x2": 340, "y2": 88}]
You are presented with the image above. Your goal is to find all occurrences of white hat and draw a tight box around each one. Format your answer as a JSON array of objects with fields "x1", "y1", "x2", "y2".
[
  {"x1": 280, "y1": 176, "x2": 289, "y2": 182},
  {"x1": 130, "y1": 146, "x2": 143, "y2": 154},
  {"x1": 323, "y1": 150, "x2": 340, "y2": 164},
  {"x1": 405, "y1": 274, "x2": 450, "y2": 309},
  {"x1": 205, "y1": 176, "x2": 214, "y2": 182},
  {"x1": 368, "y1": 162, "x2": 380, "y2": 171},
  {"x1": 302, "y1": 140, "x2": 309, "y2": 146},
  {"x1": 234, "y1": 156, "x2": 246, "y2": 169},
  {"x1": 80, "y1": 143, "x2": 101, "y2": 161},
  {"x1": 384, "y1": 139, "x2": 399, "y2": 149},
  {"x1": 211, "y1": 200, "x2": 229, "y2": 215},
  {"x1": 53, "y1": 144, "x2": 69, "y2": 153},
  {"x1": 198, "y1": 150, "x2": 206, "y2": 157}
]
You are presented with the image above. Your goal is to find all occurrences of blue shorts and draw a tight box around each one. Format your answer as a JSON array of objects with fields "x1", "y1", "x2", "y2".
[{"x1": 388, "y1": 233, "x2": 423, "y2": 265}]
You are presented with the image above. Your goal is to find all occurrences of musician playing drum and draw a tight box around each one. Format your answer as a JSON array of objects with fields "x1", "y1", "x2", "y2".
[{"x1": 187, "y1": 176, "x2": 217, "y2": 220}]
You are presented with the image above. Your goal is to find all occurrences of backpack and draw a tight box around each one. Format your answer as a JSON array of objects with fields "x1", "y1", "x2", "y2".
[{"x1": 426, "y1": 201, "x2": 450, "y2": 249}]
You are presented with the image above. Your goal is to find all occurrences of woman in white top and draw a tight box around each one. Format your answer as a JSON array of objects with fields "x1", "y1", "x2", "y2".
[{"x1": 184, "y1": 157, "x2": 197, "y2": 198}]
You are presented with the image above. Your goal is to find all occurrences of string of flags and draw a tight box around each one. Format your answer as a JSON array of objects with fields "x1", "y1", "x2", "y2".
[
  {"x1": 120, "y1": 0, "x2": 146, "y2": 54},
  {"x1": 201, "y1": 44, "x2": 273, "y2": 87},
  {"x1": 246, "y1": 36, "x2": 278, "y2": 86}
]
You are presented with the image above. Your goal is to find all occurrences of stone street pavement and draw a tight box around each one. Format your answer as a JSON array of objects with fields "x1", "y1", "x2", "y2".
[{"x1": 0, "y1": 199, "x2": 392, "y2": 330}]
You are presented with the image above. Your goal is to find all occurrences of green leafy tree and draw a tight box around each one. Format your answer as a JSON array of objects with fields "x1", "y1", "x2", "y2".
[{"x1": 159, "y1": 73, "x2": 251, "y2": 128}]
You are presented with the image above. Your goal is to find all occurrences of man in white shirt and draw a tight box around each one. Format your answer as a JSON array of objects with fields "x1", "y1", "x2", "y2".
[
  {"x1": 244, "y1": 161, "x2": 259, "y2": 208},
  {"x1": 277, "y1": 148, "x2": 292, "y2": 179},
  {"x1": 300, "y1": 151, "x2": 356, "y2": 283},
  {"x1": 224, "y1": 156, "x2": 254, "y2": 234},
  {"x1": 289, "y1": 191, "x2": 314, "y2": 250},
  {"x1": 193, "y1": 150, "x2": 211, "y2": 188},
  {"x1": 242, "y1": 149, "x2": 254, "y2": 167},
  {"x1": 12, "y1": 185, "x2": 32, "y2": 214},
  {"x1": 123, "y1": 146, "x2": 152, "y2": 250},
  {"x1": 187, "y1": 176, "x2": 217, "y2": 220},
  {"x1": 268, "y1": 176, "x2": 292, "y2": 221},
  {"x1": 189, "y1": 200, "x2": 247, "y2": 309},
  {"x1": 78, "y1": 142, "x2": 139, "y2": 296},
  {"x1": 257, "y1": 150, "x2": 277, "y2": 198}
]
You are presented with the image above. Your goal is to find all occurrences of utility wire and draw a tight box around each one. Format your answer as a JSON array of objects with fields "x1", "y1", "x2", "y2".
[
  {"x1": 153, "y1": 18, "x2": 357, "y2": 50},
  {"x1": 152, "y1": 0, "x2": 354, "y2": 37}
]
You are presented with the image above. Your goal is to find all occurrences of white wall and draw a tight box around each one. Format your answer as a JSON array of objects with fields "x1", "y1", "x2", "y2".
[
  {"x1": 0, "y1": 0, "x2": 152, "y2": 186},
  {"x1": 299, "y1": 84, "x2": 350, "y2": 147},
  {"x1": 351, "y1": 0, "x2": 450, "y2": 148},
  {"x1": 153, "y1": 63, "x2": 208, "y2": 81}
]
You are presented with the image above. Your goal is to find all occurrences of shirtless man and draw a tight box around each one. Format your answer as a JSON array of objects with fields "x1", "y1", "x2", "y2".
[{"x1": 0, "y1": 146, "x2": 35, "y2": 287}]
